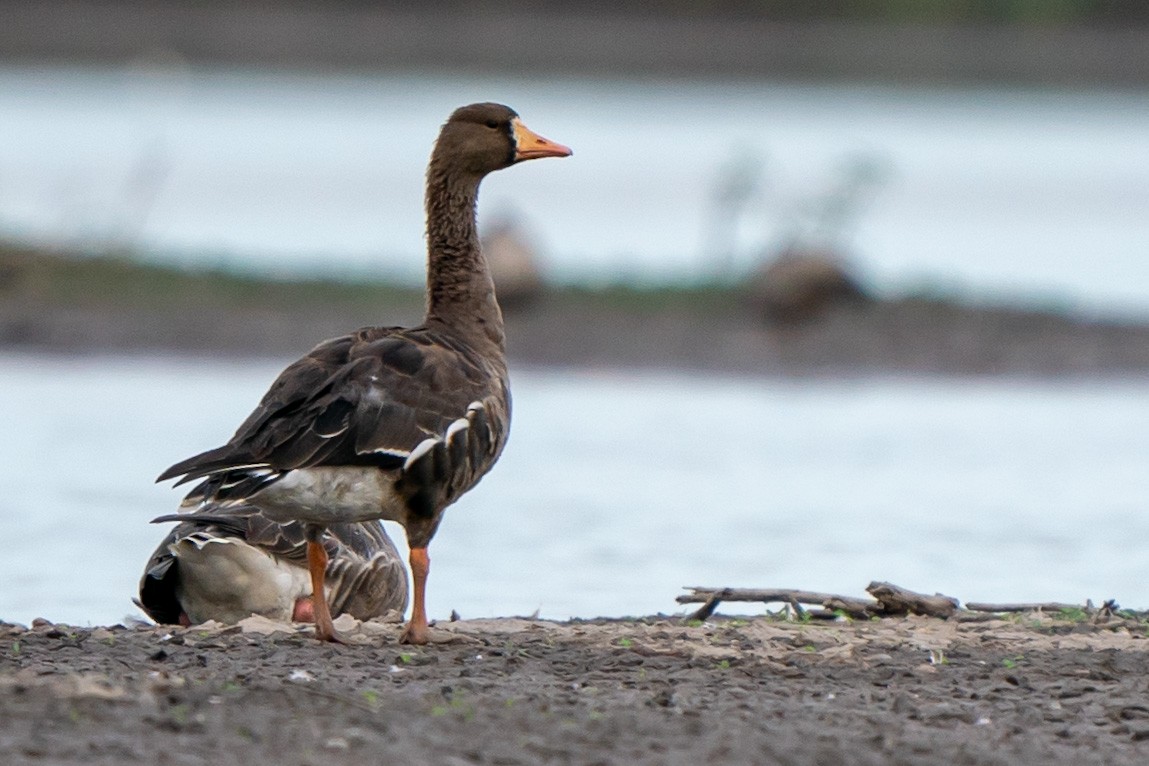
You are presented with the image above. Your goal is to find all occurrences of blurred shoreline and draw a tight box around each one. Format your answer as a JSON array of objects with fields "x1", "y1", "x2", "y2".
[
  {"x1": 4, "y1": 1, "x2": 1149, "y2": 86},
  {"x1": 6, "y1": 246, "x2": 1149, "y2": 378}
]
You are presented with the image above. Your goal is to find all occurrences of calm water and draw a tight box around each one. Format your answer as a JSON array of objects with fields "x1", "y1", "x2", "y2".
[
  {"x1": 1, "y1": 65, "x2": 1148, "y2": 312},
  {"x1": 3, "y1": 352, "x2": 1149, "y2": 626}
]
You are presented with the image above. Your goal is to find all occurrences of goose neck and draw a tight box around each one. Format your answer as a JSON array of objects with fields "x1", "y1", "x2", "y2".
[{"x1": 423, "y1": 168, "x2": 504, "y2": 349}]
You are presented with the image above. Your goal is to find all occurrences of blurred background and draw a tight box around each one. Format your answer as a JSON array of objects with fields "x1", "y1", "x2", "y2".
[{"x1": 2, "y1": 0, "x2": 1148, "y2": 627}]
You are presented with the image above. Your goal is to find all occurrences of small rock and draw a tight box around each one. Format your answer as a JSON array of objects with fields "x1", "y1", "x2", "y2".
[
  {"x1": 332, "y1": 614, "x2": 360, "y2": 633},
  {"x1": 237, "y1": 615, "x2": 295, "y2": 636}
]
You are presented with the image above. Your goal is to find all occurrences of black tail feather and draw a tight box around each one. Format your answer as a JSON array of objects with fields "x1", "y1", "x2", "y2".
[{"x1": 156, "y1": 444, "x2": 261, "y2": 484}]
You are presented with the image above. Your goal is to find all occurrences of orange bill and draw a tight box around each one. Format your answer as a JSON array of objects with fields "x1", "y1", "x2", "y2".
[{"x1": 513, "y1": 118, "x2": 573, "y2": 161}]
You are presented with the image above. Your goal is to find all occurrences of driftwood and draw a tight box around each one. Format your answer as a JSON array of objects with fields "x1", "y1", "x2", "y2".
[
  {"x1": 677, "y1": 583, "x2": 1118, "y2": 623},
  {"x1": 966, "y1": 599, "x2": 1119, "y2": 622},
  {"x1": 865, "y1": 581, "x2": 959, "y2": 618},
  {"x1": 966, "y1": 601, "x2": 1091, "y2": 613},
  {"x1": 677, "y1": 586, "x2": 885, "y2": 622}
]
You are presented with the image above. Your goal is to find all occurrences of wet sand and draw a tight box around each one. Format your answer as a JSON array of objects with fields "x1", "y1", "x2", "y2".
[{"x1": 3, "y1": 613, "x2": 1149, "y2": 765}]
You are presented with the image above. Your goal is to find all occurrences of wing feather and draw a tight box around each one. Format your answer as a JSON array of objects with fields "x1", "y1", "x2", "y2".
[
  {"x1": 138, "y1": 505, "x2": 408, "y2": 624},
  {"x1": 158, "y1": 325, "x2": 510, "y2": 512}
]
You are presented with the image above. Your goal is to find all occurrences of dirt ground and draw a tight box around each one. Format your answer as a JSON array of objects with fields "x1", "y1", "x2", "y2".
[{"x1": 3, "y1": 612, "x2": 1149, "y2": 765}]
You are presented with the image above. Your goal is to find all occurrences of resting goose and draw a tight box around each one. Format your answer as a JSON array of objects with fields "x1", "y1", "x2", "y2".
[
  {"x1": 138, "y1": 508, "x2": 408, "y2": 626},
  {"x1": 156, "y1": 103, "x2": 571, "y2": 643}
]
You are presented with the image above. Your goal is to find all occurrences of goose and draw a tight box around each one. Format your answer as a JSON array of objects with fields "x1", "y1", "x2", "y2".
[
  {"x1": 156, "y1": 103, "x2": 571, "y2": 643},
  {"x1": 138, "y1": 508, "x2": 408, "y2": 626}
]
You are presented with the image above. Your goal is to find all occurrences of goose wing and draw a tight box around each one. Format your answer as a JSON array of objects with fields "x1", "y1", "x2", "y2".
[{"x1": 158, "y1": 325, "x2": 509, "y2": 511}]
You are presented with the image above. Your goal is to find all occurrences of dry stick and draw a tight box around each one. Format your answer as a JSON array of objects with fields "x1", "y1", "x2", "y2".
[
  {"x1": 680, "y1": 584, "x2": 1118, "y2": 622},
  {"x1": 865, "y1": 581, "x2": 960, "y2": 618},
  {"x1": 688, "y1": 592, "x2": 724, "y2": 622},
  {"x1": 678, "y1": 587, "x2": 880, "y2": 622},
  {"x1": 967, "y1": 600, "x2": 1120, "y2": 623},
  {"x1": 965, "y1": 602, "x2": 1089, "y2": 613}
]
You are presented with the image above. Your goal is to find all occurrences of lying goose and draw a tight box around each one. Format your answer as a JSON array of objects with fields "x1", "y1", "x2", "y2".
[
  {"x1": 157, "y1": 103, "x2": 571, "y2": 643},
  {"x1": 138, "y1": 508, "x2": 408, "y2": 626}
]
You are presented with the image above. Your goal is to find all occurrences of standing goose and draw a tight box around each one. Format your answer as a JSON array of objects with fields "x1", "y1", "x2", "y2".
[
  {"x1": 157, "y1": 103, "x2": 571, "y2": 643},
  {"x1": 138, "y1": 507, "x2": 408, "y2": 627}
]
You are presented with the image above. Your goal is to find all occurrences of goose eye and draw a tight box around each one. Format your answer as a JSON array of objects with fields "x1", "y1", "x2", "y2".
[{"x1": 485, "y1": 119, "x2": 500, "y2": 129}]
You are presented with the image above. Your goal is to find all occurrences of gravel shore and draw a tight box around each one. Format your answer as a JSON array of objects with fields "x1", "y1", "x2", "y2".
[{"x1": 3, "y1": 613, "x2": 1149, "y2": 765}]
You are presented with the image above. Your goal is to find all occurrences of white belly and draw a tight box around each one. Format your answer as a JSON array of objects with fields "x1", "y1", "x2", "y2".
[
  {"x1": 253, "y1": 466, "x2": 405, "y2": 525},
  {"x1": 172, "y1": 536, "x2": 310, "y2": 624}
]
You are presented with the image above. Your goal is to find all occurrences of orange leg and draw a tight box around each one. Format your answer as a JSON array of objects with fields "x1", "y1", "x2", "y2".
[
  {"x1": 306, "y1": 539, "x2": 345, "y2": 643},
  {"x1": 400, "y1": 547, "x2": 430, "y2": 644}
]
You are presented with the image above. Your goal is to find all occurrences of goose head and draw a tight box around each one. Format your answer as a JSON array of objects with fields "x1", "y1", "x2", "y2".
[{"x1": 433, "y1": 102, "x2": 572, "y2": 178}]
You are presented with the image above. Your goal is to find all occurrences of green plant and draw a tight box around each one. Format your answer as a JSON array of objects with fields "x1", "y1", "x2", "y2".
[
  {"x1": 169, "y1": 704, "x2": 189, "y2": 725},
  {"x1": 431, "y1": 694, "x2": 475, "y2": 721}
]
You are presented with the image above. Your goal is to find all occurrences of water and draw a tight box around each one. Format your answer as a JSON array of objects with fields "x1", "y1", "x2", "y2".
[
  {"x1": 3, "y1": 351, "x2": 1149, "y2": 627},
  {"x1": 1, "y1": 65, "x2": 1148, "y2": 312}
]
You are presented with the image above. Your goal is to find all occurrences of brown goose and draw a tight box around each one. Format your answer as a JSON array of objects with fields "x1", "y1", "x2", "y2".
[
  {"x1": 138, "y1": 508, "x2": 408, "y2": 626},
  {"x1": 156, "y1": 103, "x2": 570, "y2": 643}
]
